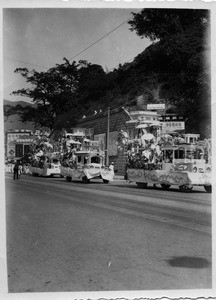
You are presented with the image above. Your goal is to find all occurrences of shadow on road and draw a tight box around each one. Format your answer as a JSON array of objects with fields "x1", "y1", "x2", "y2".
[{"x1": 166, "y1": 256, "x2": 210, "y2": 268}]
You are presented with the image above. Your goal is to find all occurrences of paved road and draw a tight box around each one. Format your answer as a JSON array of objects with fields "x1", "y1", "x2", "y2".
[{"x1": 5, "y1": 173, "x2": 211, "y2": 292}]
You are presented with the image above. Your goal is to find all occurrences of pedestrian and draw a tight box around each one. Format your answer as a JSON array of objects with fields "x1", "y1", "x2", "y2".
[
  {"x1": 109, "y1": 162, "x2": 115, "y2": 173},
  {"x1": 13, "y1": 160, "x2": 20, "y2": 180},
  {"x1": 18, "y1": 163, "x2": 22, "y2": 178}
]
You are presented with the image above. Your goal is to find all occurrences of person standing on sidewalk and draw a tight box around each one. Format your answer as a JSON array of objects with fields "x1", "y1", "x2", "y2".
[
  {"x1": 13, "y1": 160, "x2": 20, "y2": 180},
  {"x1": 18, "y1": 163, "x2": 22, "y2": 178},
  {"x1": 109, "y1": 162, "x2": 115, "y2": 176}
]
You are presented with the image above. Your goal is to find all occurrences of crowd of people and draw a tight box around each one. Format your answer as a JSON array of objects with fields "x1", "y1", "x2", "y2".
[{"x1": 5, "y1": 160, "x2": 31, "y2": 176}]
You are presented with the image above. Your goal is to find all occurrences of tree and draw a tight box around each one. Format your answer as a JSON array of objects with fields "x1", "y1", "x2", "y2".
[
  {"x1": 76, "y1": 61, "x2": 108, "y2": 114},
  {"x1": 128, "y1": 8, "x2": 211, "y2": 137},
  {"x1": 128, "y1": 9, "x2": 208, "y2": 42},
  {"x1": 12, "y1": 58, "x2": 80, "y2": 130}
]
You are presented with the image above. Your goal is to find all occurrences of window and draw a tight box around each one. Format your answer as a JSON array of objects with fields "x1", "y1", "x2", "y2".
[
  {"x1": 178, "y1": 148, "x2": 185, "y2": 159},
  {"x1": 91, "y1": 156, "x2": 100, "y2": 164},
  {"x1": 174, "y1": 150, "x2": 179, "y2": 159},
  {"x1": 24, "y1": 144, "x2": 30, "y2": 155},
  {"x1": 15, "y1": 144, "x2": 23, "y2": 157}
]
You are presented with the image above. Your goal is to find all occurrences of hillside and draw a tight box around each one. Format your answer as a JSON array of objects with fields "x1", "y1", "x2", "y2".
[
  {"x1": 4, "y1": 10, "x2": 211, "y2": 138},
  {"x1": 4, "y1": 99, "x2": 35, "y2": 107},
  {"x1": 4, "y1": 99, "x2": 36, "y2": 132}
]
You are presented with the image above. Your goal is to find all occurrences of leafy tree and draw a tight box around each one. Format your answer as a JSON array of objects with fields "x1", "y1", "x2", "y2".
[
  {"x1": 128, "y1": 8, "x2": 210, "y2": 137},
  {"x1": 12, "y1": 58, "x2": 80, "y2": 130},
  {"x1": 128, "y1": 9, "x2": 208, "y2": 42},
  {"x1": 77, "y1": 61, "x2": 108, "y2": 114},
  {"x1": 9, "y1": 9, "x2": 211, "y2": 139}
]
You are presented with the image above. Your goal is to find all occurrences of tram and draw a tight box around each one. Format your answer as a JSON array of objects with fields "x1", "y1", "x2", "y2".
[
  {"x1": 127, "y1": 143, "x2": 212, "y2": 193},
  {"x1": 30, "y1": 155, "x2": 62, "y2": 177}
]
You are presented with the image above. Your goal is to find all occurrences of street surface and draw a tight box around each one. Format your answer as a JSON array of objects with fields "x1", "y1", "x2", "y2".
[{"x1": 5, "y1": 173, "x2": 211, "y2": 292}]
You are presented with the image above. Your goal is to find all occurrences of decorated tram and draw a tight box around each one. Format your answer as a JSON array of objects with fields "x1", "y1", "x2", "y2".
[
  {"x1": 28, "y1": 131, "x2": 62, "y2": 177},
  {"x1": 60, "y1": 129, "x2": 114, "y2": 183},
  {"x1": 30, "y1": 154, "x2": 62, "y2": 177},
  {"x1": 118, "y1": 121, "x2": 211, "y2": 193}
]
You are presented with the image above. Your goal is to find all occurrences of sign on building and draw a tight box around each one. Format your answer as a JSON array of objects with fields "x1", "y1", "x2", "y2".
[
  {"x1": 147, "y1": 103, "x2": 165, "y2": 110},
  {"x1": 162, "y1": 121, "x2": 185, "y2": 132},
  {"x1": 6, "y1": 130, "x2": 32, "y2": 158}
]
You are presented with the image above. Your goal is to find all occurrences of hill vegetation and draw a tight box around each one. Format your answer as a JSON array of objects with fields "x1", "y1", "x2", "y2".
[{"x1": 5, "y1": 8, "x2": 211, "y2": 138}]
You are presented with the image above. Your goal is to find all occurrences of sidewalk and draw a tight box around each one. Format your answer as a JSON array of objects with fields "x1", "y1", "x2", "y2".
[{"x1": 113, "y1": 174, "x2": 125, "y2": 181}]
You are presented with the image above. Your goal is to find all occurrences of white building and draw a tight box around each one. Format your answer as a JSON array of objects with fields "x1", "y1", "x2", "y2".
[{"x1": 5, "y1": 129, "x2": 33, "y2": 159}]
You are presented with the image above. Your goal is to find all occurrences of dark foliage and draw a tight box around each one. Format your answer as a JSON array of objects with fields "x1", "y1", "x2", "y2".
[{"x1": 7, "y1": 9, "x2": 210, "y2": 138}]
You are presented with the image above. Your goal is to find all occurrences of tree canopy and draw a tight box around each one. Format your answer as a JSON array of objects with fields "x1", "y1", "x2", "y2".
[
  {"x1": 8, "y1": 8, "x2": 211, "y2": 138},
  {"x1": 128, "y1": 8, "x2": 210, "y2": 135}
]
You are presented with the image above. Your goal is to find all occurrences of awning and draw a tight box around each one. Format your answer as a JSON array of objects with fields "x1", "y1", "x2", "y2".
[
  {"x1": 148, "y1": 121, "x2": 162, "y2": 127},
  {"x1": 136, "y1": 124, "x2": 148, "y2": 129},
  {"x1": 135, "y1": 121, "x2": 161, "y2": 128}
]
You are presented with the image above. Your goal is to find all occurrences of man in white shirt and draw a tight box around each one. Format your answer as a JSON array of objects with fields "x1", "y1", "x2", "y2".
[{"x1": 109, "y1": 162, "x2": 114, "y2": 173}]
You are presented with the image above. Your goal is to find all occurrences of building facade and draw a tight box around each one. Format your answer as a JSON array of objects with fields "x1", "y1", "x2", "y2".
[
  {"x1": 77, "y1": 108, "x2": 130, "y2": 175},
  {"x1": 5, "y1": 129, "x2": 33, "y2": 160}
]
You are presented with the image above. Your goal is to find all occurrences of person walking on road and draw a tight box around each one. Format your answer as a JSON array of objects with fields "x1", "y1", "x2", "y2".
[{"x1": 13, "y1": 160, "x2": 20, "y2": 180}]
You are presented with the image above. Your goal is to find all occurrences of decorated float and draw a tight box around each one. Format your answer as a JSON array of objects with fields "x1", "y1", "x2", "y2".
[
  {"x1": 29, "y1": 130, "x2": 62, "y2": 177},
  {"x1": 59, "y1": 128, "x2": 114, "y2": 183},
  {"x1": 118, "y1": 122, "x2": 211, "y2": 193}
]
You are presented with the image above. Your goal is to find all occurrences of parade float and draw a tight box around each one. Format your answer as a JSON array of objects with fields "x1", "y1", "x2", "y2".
[
  {"x1": 29, "y1": 130, "x2": 62, "y2": 177},
  {"x1": 118, "y1": 123, "x2": 212, "y2": 193},
  {"x1": 59, "y1": 128, "x2": 114, "y2": 183}
]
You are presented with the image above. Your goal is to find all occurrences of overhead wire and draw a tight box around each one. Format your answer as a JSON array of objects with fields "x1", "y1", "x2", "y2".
[
  {"x1": 68, "y1": 17, "x2": 132, "y2": 62},
  {"x1": 6, "y1": 12, "x2": 137, "y2": 71},
  {"x1": 5, "y1": 57, "x2": 49, "y2": 70}
]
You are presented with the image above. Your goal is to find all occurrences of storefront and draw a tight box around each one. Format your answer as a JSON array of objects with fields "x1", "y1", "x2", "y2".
[{"x1": 5, "y1": 130, "x2": 33, "y2": 159}]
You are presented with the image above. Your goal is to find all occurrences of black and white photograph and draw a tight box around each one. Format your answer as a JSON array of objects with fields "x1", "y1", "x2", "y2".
[{"x1": 1, "y1": 0, "x2": 215, "y2": 299}]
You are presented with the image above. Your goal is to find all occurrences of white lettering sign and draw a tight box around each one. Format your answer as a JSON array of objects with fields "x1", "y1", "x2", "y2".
[
  {"x1": 162, "y1": 121, "x2": 185, "y2": 132},
  {"x1": 147, "y1": 103, "x2": 165, "y2": 110}
]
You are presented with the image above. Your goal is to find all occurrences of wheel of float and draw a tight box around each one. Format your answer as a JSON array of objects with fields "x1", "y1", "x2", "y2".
[
  {"x1": 204, "y1": 185, "x2": 212, "y2": 193},
  {"x1": 103, "y1": 179, "x2": 109, "y2": 183},
  {"x1": 192, "y1": 167, "x2": 197, "y2": 173},
  {"x1": 66, "y1": 176, "x2": 72, "y2": 182},
  {"x1": 161, "y1": 184, "x2": 171, "y2": 190},
  {"x1": 82, "y1": 176, "x2": 90, "y2": 183},
  {"x1": 179, "y1": 185, "x2": 193, "y2": 192},
  {"x1": 206, "y1": 167, "x2": 211, "y2": 173},
  {"x1": 136, "y1": 182, "x2": 148, "y2": 189}
]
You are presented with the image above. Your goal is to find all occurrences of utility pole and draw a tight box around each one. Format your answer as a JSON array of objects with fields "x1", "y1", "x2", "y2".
[
  {"x1": 163, "y1": 102, "x2": 166, "y2": 135},
  {"x1": 106, "y1": 107, "x2": 110, "y2": 166}
]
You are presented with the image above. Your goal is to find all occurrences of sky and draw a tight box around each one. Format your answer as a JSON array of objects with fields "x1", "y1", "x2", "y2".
[{"x1": 3, "y1": 6, "x2": 151, "y2": 103}]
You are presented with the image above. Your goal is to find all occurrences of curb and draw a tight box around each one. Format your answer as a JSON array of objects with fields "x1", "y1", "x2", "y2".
[{"x1": 113, "y1": 176, "x2": 125, "y2": 181}]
